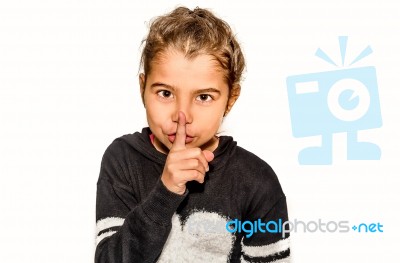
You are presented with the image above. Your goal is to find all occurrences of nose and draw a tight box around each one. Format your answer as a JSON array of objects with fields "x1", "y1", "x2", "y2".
[{"x1": 173, "y1": 97, "x2": 193, "y2": 124}]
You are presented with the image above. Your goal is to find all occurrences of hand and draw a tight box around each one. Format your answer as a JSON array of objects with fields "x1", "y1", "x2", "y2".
[{"x1": 161, "y1": 111, "x2": 214, "y2": 195}]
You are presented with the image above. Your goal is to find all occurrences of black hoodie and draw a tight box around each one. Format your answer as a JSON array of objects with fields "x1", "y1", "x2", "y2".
[{"x1": 95, "y1": 128, "x2": 290, "y2": 263}]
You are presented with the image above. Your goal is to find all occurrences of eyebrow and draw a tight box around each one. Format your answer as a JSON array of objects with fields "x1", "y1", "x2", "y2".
[
  {"x1": 150, "y1": 82, "x2": 221, "y2": 95},
  {"x1": 150, "y1": 82, "x2": 175, "y2": 91},
  {"x1": 193, "y1": 88, "x2": 221, "y2": 95}
]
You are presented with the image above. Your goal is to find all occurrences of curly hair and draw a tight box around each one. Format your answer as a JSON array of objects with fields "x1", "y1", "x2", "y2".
[{"x1": 140, "y1": 6, "x2": 245, "y2": 91}]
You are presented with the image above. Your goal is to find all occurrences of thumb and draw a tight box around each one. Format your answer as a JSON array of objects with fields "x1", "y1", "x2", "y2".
[
  {"x1": 202, "y1": 150, "x2": 214, "y2": 162},
  {"x1": 172, "y1": 111, "x2": 187, "y2": 150}
]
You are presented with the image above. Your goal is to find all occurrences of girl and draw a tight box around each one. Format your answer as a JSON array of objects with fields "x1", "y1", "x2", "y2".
[{"x1": 95, "y1": 6, "x2": 290, "y2": 263}]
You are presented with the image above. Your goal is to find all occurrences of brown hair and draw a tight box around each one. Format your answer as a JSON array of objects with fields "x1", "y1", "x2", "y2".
[{"x1": 140, "y1": 6, "x2": 245, "y2": 91}]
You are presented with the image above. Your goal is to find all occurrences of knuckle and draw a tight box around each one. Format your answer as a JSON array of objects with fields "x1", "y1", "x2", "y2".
[
  {"x1": 198, "y1": 172, "x2": 204, "y2": 183},
  {"x1": 192, "y1": 170, "x2": 200, "y2": 178},
  {"x1": 191, "y1": 148, "x2": 201, "y2": 156},
  {"x1": 197, "y1": 165, "x2": 205, "y2": 174},
  {"x1": 165, "y1": 163, "x2": 175, "y2": 172},
  {"x1": 197, "y1": 171, "x2": 205, "y2": 180},
  {"x1": 167, "y1": 152, "x2": 176, "y2": 160},
  {"x1": 195, "y1": 148, "x2": 202, "y2": 155}
]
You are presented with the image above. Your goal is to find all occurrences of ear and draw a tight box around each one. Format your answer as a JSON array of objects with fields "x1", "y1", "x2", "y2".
[
  {"x1": 224, "y1": 84, "x2": 241, "y2": 116},
  {"x1": 139, "y1": 73, "x2": 146, "y2": 107}
]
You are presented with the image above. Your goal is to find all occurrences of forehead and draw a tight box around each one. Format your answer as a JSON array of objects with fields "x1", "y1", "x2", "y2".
[{"x1": 147, "y1": 49, "x2": 227, "y2": 88}]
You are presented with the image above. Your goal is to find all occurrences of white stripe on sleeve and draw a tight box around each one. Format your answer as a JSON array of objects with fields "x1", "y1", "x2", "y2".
[
  {"x1": 96, "y1": 230, "x2": 117, "y2": 246},
  {"x1": 96, "y1": 217, "x2": 125, "y2": 236},
  {"x1": 241, "y1": 256, "x2": 291, "y2": 263},
  {"x1": 242, "y1": 237, "x2": 290, "y2": 258}
]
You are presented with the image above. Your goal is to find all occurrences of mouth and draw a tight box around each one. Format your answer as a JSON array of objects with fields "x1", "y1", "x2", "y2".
[{"x1": 168, "y1": 133, "x2": 195, "y2": 144}]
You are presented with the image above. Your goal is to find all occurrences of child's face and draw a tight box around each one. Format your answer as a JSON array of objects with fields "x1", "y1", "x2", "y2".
[{"x1": 140, "y1": 49, "x2": 237, "y2": 154}]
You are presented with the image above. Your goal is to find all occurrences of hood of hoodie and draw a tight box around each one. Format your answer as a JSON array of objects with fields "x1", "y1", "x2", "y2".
[{"x1": 119, "y1": 127, "x2": 237, "y2": 172}]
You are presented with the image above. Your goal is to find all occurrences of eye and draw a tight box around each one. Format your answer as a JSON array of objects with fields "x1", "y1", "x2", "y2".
[
  {"x1": 196, "y1": 94, "x2": 212, "y2": 102},
  {"x1": 157, "y1": 90, "x2": 173, "y2": 99}
]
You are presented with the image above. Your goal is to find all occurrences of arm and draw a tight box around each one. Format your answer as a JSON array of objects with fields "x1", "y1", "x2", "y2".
[
  {"x1": 96, "y1": 113, "x2": 211, "y2": 262},
  {"x1": 241, "y1": 196, "x2": 291, "y2": 263},
  {"x1": 95, "y1": 143, "x2": 187, "y2": 263},
  {"x1": 240, "y1": 165, "x2": 291, "y2": 263}
]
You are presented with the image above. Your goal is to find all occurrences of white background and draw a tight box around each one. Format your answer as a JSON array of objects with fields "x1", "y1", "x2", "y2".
[{"x1": 1, "y1": 0, "x2": 399, "y2": 262}]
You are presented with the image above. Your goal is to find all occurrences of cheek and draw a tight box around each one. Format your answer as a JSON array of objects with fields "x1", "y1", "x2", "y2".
[
  {"x1": 147, "y1": 105, "x2": 167, "y2": 124},
  {"x1": 197, "y1": 109, "x2": 224, "y2": 131},
  {"x1": 145, "y1": 100, "x2": 173, "y2": 128},
  {"x1": 202, "y1": 100, "x2": 226, "y2": 118}
]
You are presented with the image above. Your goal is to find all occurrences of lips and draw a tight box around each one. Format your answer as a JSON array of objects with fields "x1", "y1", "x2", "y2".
[{"x1": 168, "y1": 134, "x2": 195, "y2": 144}]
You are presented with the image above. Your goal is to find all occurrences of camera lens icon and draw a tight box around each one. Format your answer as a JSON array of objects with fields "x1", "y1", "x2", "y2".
[
  {"x1": 286, "y1": 66, "x2": 382, "y2": 164},
  {"x1": 328, "y1": 78, "x2": 370, "y2": 122}
]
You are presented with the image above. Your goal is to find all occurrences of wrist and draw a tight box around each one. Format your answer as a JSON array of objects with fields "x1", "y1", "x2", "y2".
[{"x1": 161, "y1": 176, "x2": 186, "y2": 195}]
